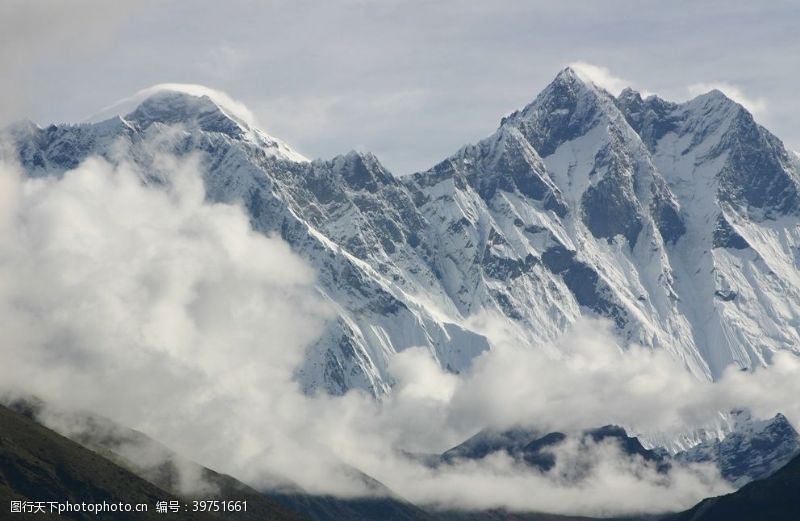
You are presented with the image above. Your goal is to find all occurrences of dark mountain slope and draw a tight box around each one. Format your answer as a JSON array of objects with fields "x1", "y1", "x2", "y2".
[
  {"x1": 0, "y1": 404, "x2": 306, "y2": 521},
  {"x1": 3, "y1": 400, "x2": 433, "y2": 521},
  {"x1": 669, "y1": 452, "x2": 800, "y2": 521},
  {"x1": 0, "y1": 404, "x2": 216, "y2": 520}
]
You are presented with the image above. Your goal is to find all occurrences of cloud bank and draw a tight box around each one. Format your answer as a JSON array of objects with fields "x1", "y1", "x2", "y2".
[{"x1": 1, "y1": 149, "x2": 800, "y2": 515}]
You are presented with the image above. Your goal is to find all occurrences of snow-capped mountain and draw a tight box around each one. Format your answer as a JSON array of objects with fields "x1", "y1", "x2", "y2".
[
  {"x1": 674, "y1": 411, "x2": 800, "y2": 486},
  {"x1": 5, "y1": 68, "x2": 800, "y2": 396}
]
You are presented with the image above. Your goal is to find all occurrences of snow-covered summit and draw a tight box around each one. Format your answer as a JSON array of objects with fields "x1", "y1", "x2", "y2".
[
  {"x1": 92, "y1": 85, "x2": 308, "y2": 163},
  {"x1": 125, "y1": 90, "x2": 250, "y2": 137}
]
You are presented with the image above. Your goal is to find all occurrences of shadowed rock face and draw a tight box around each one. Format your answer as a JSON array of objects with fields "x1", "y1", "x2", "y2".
[
  {"x1": 652, "y1": 195, "x2": 686, "y2": 245},
  {"x1": 7, "y1": 68, "x2": 800, "y2": 394},
  {"x1": 616, "y1": 89, "x2": 681, "y2": 151},
  {"x1": 466, "y1": 128, "x2": 570, "y2": 218},
  {"x1": 541, "y1": 245, "x2": 628, "y2": 328},
  {"x1": 581, "y1": 174, "x2": 644, "y2": 247},
  {"x1": 712, "y1": 216, "x2": 750, "y2": 250},
  {"x1": 718, "y1": 110, "x2": 800, "y2": 217}
]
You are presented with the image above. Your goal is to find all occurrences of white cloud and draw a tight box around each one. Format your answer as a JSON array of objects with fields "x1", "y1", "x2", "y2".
[
  {"x1": 0, "y1": 149, "x2": 339, "y2": 490},
  {"x1": 688, "y1": 82, "x2": 769, "y2": 116},
  {"x1": 568, "y1": 61, "x2": 632, "y2": 95}
]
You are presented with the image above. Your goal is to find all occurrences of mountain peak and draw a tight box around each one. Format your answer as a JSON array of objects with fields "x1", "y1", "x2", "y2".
[
  {"x1": 530, "y1": 66, "x2": 617, "y2": 112},
  {"x1": 109, "y1": 86, "x2": 308, "y2": 162},
  {"x1": 547, "y1": 66, "x2": 600, "y2": 94},
  {"x1": 497, "y1": 66, "x2": 620, "y2": 158},
  {"x1": 125, "y1": 89, "x2": 249, "y2": 138},
  {"x1": 499, "y1": 66, "x2": 630, "y2": 137},
  {"x1": 341, "y1": 149, "x2": 380, "y2": 163},
  {"x1": 329, "y1": 149, "x2": 395, "y2": 191},
  {"x1": 618, "y1": 87, "x2": 643, "y2": 103},
  {"x1": 89, "y1": 83, "x2": 256, "y2": 125},
  {"x1": 687, "y1": 88, "x2": 746, "y2": 115},
  {"x1": 553, "y1": 66, "x2": 581, "y2": 83}
]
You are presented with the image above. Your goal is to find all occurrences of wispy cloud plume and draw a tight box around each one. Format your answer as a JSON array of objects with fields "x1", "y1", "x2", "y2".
[{"x1": 568, "y1": 61, "x2": 632, "y2": 95}]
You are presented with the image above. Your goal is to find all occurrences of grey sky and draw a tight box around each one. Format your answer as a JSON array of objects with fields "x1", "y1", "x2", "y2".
[{"x1": 2, "y1": 0, "x2": 799, "y2": 174}]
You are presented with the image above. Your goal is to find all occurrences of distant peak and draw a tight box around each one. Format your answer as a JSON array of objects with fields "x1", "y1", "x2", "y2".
[
  {"x1": 705, "y1": 88, "x2": 735, "y2": 102},
  {"x1": 555, "y1": 66, "x2": 580, "y2": 81},
  {"x1": 538, "y1": 65, "x2": 620, "y2": 102},
  {"x1": 551, "y1": 66, "x2": 591, "y2": 89},
  {"x1": 334, "y1": 149, "x2": 386, "y2": 172},
  {"x1": 508, "y1": 67, "x2": 600, "y2": 118},
  {"x1": 616, "y1": 88, "x2": 644, "y2": 116},
  {"x1": 688, "y1": 88, "x2": 745, "y2": 113},
  {"x1": 330, "y1": 150, "x2": 394, "y2": 191},
  {"x1": 770, "y1": 412, "x2": 793, "y2": 427},
  {"x1": 618, "y1": 87, "x2": 642, "y2": 102},
  {"x1": 343, "y1": 149, "x2": 378, "y2": 161}
]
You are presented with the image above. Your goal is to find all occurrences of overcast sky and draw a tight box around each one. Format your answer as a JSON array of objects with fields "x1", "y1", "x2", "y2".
[{"x1": 2, "y1": 0, "x2": 798, "y2": 174}]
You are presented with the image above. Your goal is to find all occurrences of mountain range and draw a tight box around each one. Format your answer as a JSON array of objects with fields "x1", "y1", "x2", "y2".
[
  {"x1": 7, "y1": 67, "x2": 800, "y2": 399},
  {"x1": 437, "y1": 411, "x2": 800, "y2": 487},
  {"x1": 5, "y1": 67, "x2": 800, "y2": 517}
]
